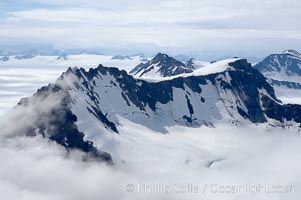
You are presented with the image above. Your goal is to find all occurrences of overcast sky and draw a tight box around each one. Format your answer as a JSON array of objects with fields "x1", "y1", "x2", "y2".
[{"x1": 0, "y1": 0, "x2": 300, "y2": 59}]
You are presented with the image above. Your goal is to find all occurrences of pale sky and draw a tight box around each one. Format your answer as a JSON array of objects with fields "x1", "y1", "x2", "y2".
[{"x1": 0, "y1": 0, "x2": 300, "y2": 59}]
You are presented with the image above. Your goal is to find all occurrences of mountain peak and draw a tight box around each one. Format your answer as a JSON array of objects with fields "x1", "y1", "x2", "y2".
[
  {"x1": 130, "y1": 53, "x2": 193, "y2": 78},
  {"x1": 150, "y1": 53, "x2": 170, "y2": 63}
]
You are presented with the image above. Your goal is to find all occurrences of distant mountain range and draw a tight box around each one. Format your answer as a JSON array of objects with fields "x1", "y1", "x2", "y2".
[{"x1": 0, "y1": 50, "x2": 151, "y2": 63}]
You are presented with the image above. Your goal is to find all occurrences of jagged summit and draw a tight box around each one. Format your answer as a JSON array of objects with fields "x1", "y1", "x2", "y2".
[{"x1": 130, "y1": 53, "x2": 193, "y2": 78}]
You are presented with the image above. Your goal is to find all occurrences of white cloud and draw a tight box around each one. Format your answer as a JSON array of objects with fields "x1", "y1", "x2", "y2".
[
  {"x1": 0, "y1": 0, "x2": 300, "y2": 56},
  {"x1": 0, "y1": 135, "x2": 130, "y2": 200},
  {"x1": 0, "y1": 122, "x2": 301, "y2": 200}
]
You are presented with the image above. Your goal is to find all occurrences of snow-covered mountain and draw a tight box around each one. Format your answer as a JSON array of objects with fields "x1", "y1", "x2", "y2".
[
  {"x1": 254, "y1": 49, "x2": 301, "y2": 76},
  {"x1": 130, "y1": 53, "x2": 193, "y2": 78},
  {"x1": 254, "y1": 50, "x2": 301, "y2": 104},
  {"x1": 3, "y1": 57, "x2": 301, "y2": 164}
]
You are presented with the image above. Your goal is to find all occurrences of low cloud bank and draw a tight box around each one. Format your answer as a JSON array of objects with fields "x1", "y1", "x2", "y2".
[{"x1": 0, "y1": 123, "x2": 301, "y2": 199}]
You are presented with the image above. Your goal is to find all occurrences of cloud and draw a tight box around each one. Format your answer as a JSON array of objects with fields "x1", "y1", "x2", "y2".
[
  {"x1": 0, "y1": 121, "x2": 301, "y2": 199},
  {"x1": 0, "y1": 0, "x2": 301, "y2": 57},
  {"x1": 0, "y1": 83, "x2": 66, "y2": 137},
  {"x1": 0, "y1": 135, "x2": 129, "y2": 200}
]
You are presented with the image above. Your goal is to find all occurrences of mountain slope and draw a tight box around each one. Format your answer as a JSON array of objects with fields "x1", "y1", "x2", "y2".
[{"x1": 130, "y1": 53, "x2": 193, "y2": 78}]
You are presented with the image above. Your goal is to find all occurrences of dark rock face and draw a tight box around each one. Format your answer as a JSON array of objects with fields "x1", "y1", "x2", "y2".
[
  {"x1": 87, "y1": 106, "x2": 118, "y2": 133},
  {"x1": 130, "y1": 53, "x2": 193, "y2": 77},
  {"x1": 261, "y1": 96, "x2": 301, "y2": 125},
  {"x1": 227, "y1": 59, "x2": 277, "y2": 123},
  {"x1": 227, "y1": 59, "x2": 301, "y2": 125},
  {"x1": 17, "y1": 83, "x2": 113, "y2": 164}
]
